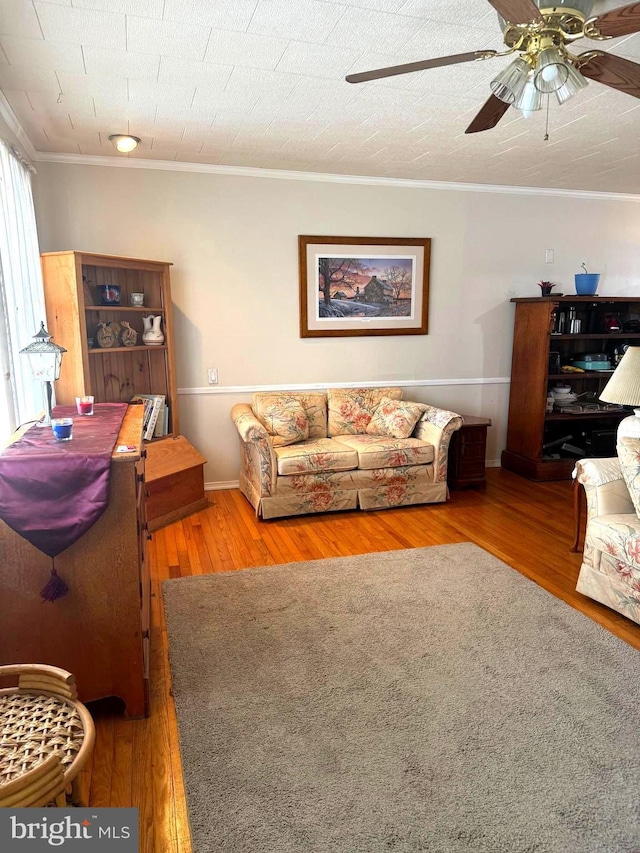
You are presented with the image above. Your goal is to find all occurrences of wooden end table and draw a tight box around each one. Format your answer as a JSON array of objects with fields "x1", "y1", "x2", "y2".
[{"x1": 447, "y1": 415, "x2": 492, "y2": 490}]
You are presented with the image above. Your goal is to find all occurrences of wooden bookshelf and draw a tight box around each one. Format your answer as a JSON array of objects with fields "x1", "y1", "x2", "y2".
[{"x1": 41, "y1": 251, "x2": 178, "y2": 437}]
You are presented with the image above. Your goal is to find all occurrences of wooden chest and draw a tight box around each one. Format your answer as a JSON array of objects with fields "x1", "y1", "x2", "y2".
[{"x1": 145, "y1": 435, "x2": 208, "y2": 531}]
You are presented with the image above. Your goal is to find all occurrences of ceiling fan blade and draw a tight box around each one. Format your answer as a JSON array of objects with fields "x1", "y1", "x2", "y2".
[
  {"x1": 486, "y1": 0, "x2": 544, "y2": 24},
  {"x1": 590, "y1": 2, "x2": 640, "y2": 38},
  {"x1": 465, "y1": 94, "x2": 511, "y2": 134},
  {"x1": 579, "y1": 52, "x2": 640, "y2": 99},
  {"x1": 345, "y1": 51, "x2": 497, "y2": 84}
]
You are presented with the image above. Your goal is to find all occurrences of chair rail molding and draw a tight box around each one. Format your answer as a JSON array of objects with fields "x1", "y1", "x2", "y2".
[{"x1": 178, "y1": 377, "x2": 511, "y2": 396}]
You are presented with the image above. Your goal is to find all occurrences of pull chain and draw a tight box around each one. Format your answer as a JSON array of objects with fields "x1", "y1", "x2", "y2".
[{"x1": 544, "y1": 94, "x2": 550, "y2": 141}]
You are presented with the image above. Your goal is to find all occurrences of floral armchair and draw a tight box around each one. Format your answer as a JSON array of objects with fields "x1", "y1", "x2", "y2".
[{"x1": 574, "y1": 452, "x2": 640, "y2": 625}]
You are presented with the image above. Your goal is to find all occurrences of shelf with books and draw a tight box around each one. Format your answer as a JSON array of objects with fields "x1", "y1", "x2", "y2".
[
  {"x1": 503, "y1": 295, "x2": 640, "y2": 481},
  {"x1": 131, "y1": 394, "x2": 169, "y2": 441}
]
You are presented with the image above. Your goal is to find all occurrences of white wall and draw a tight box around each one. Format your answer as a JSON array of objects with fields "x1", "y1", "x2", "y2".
[{"x1": 32, "y1": 161, "x2": 640, "y2": 486}]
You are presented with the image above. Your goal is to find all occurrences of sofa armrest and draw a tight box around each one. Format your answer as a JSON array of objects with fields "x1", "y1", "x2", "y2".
[
  {"x1": 230, "y1": 404, "x2": 276, "y2": 499},
  {"x1": 574, "y1": 457, "x2": 635, "y2": 519},
  {"x1": 413, "y1": 406, "x2": 463, "y2": 483}
]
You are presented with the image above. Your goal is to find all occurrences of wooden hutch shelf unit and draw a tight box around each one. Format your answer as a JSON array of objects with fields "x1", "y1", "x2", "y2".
[
  {"x1": 42, "y1": 251, "x2": 208, "y2": 526},
  {"x1": 502, "y1": 296, "x2": 640, "y2": 482},
  {"x1": 41, "y1": 251, "x2": 178, "y2": 435}
]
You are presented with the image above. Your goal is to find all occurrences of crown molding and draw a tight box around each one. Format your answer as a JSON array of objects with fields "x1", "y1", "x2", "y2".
[
  {"x1": 177, "y1": 377, "x2": 511, "y2": 396},
  {"x1": 0, "y1": 93, "x2": 37, "y2": 163},
  {"x1": 32, "y1": 150, "x2": 640, "y2": 202}
]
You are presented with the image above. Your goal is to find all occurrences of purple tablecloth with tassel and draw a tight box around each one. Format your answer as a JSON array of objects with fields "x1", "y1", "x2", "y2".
[{"x1": 0, "y1": 403, "x2": 127, "y2": 598}]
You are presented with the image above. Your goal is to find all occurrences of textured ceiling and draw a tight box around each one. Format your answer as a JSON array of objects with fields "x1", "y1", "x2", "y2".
[{"x1": 1, "y1": 0, "x2": 639, "y2": 193}]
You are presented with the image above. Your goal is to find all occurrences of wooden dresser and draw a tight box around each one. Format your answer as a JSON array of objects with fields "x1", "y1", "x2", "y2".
[{"x1": 0, "y1": 406, "x2": 150, "y2": 717}]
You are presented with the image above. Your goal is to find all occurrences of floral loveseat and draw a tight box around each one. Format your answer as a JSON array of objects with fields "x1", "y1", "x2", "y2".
[
  {"x1": 574, "y1": 446, "x2": 640, "y2": 625},
  {"x1": 230, "y1": 387, "x2": 462, "y2": 519}
]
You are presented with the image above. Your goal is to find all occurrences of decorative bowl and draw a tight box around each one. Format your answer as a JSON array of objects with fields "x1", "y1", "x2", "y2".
[{"x1": 98, "y1": 284, "x2": 121, "y2": 305}]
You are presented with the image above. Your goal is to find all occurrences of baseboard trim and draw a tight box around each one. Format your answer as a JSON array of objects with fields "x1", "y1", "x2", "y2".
[
  {"x1": 179, "y1": 377, "x2": 510, "y2": 396},
  {"x1": 206, "y1": 480, "x2": 239, "y2": 491}
]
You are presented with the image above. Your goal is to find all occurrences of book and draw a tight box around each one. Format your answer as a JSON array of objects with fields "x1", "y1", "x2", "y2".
[
  {"x1": 130, "y1": 395, "x2": 154, "y2": 433},
  {"x1": 130, "y1": 394, "x2": 165, "y2": 440},
  {"x1": 153, "y1": 400, "x2": 165, "y2": 437},
  {"x1": 144, "y1": 395, "x2": 165, "y2": 441}
]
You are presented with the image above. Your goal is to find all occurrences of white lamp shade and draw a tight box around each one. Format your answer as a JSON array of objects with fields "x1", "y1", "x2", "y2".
[
  {"x1": 25, "y1": 350, "x2": 63, "y2": 382},
  {"x1": 514, "y1": 75, "x2": 544, "y2": 114},
  {"x1": 490, "y1": 58, "x2": 530, "y2": 104},
  {"x1": 600, "y1": 347, "x2": 640, "y2": 407},
  {"x1": 534, "y1": 48, "x2": 569, "y2": 93},
  {"x1": 599, "y1": 346, "x2": 640, "y2": 439},
  {"x1": 19, "y1": 322, "x2": 66, "y2": 382},
  {"x1": 555, "y1": 62, "x2": 588, "y2": 105}
]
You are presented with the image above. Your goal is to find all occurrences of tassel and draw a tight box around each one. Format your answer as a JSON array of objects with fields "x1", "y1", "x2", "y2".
[{"x1": 41, "y1": 559, "x2": 69, "y2": 603}]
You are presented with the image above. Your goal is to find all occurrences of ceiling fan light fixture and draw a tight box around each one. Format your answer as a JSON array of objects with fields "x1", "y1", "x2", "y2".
[
  {"x1": 534, "y1": 48, "x2": 569, "y2": 93},
  {"x1": 514, "y1": 75, "x2": 544, "y2": 115},
  {"x1": 490, "y1": 57, "x2": 531, "y2": 104},
  {"x1": 555, "y1": 61, "x2": 589, "y2": 104},
  {"x1": 108, "y1": 134, "x2": 140, "y2": 153}
]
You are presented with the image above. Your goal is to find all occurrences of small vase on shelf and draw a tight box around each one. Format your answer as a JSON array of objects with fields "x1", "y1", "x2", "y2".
[
  {"x1": 120, "y1": 321, "x2": 138, "y2": 346},
  {"x1": 142, "y1": 315, "x2": 164, "y2": 346},
  {"x1": 96, "y1": 322, "x2": 115, "y2": 348}
]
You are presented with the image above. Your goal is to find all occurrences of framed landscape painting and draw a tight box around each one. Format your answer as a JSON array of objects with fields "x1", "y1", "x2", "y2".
[{"x1": 299, "y1": 236, "x2": 431, "y2": 338}]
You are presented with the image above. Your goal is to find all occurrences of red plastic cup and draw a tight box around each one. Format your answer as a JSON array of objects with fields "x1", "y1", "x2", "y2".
[{"x1": 76, "y1": 395, "x2": 94, "y2": 416}]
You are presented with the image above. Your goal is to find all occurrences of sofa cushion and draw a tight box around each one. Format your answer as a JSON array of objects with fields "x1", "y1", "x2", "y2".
[
  {"x1": 332, "y1": 435, "x2": 434, "y2": 470},
  {"x1": 253, "y1": 392, "x2": 328, "y2": 440},
  {"x1": 366, "y1": 397, "x2": 426, "y2": 439},
  {"x1": 275, "y1": 438, "x2": 358, "y2": 476},
  {"x1": 617, "y1": 436, "x2": 640, "y2": 519},
  {"x1": 327, "y1": 387, "x2": 403, "y2": 436},
  {"x1": 253, "y1": 400, "x2": 309, "y2": 447},
  {"x1": 274, "y1": 463, "x2": 435, "y2": 495}
]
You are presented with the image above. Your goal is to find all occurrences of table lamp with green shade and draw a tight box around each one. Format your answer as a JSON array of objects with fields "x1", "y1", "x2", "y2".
[{"x1": 599, "y1": 346, "x2": 640, "y2": 440}]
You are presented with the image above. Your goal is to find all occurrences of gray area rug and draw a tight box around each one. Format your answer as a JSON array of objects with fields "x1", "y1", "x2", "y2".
[{"x1": 163, "y1": 543, "x2": 640, "y2": 853}]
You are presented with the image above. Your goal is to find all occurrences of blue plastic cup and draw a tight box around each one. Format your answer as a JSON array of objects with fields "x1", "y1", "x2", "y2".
[
  {"x1": 575, "y1": 273, "x2": 600, "y2": 295},
  {"x1": 51, "y1": 417, "x2": 73, "y2": 441}
]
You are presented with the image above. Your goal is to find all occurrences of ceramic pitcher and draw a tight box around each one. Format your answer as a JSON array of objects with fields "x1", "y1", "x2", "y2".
[{"x1": 142, "y1": 315, "x2": 165, "y2": 346}]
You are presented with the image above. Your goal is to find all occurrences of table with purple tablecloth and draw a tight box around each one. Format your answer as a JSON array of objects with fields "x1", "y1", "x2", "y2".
[
  {"x1": 0, "y1": 403, "x2": 150, "y2": 717},
  {"x1": 0, "y1": 403, "x2": 128, "y2": 598}
]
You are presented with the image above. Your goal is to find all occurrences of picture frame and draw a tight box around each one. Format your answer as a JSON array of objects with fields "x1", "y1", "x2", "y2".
[{"x1": 299, "y1": 235, "x2": 430, "y2": 338}]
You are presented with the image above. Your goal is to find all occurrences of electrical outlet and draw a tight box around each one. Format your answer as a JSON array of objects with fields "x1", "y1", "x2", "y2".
[{"x1": 207, "y1": 368, "x2": 218, "y2": 385}]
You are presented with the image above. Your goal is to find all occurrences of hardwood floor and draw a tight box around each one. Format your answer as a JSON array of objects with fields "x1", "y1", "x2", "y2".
[{"x1": 79, "y1": 468, "x2": 640, "y2": 852}]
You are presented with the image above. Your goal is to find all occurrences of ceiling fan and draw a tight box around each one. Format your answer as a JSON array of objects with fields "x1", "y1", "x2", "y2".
[{"x1": 345, "y1": 0, "x2": 640, "y2": 133}]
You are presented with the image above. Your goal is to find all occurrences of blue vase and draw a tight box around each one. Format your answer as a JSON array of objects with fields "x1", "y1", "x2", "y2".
[{"x1": 575, "y1": 273, "x2": 600, "y2": 295}]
